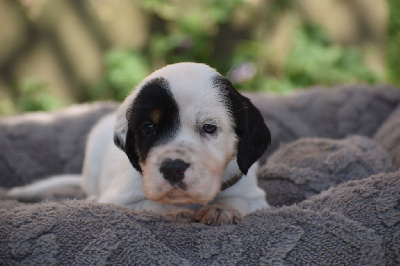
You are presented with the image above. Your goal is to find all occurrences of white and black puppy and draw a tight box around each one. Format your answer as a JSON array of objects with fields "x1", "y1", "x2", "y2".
[{"x1": 8, "y1": 62, "x2": 271, "y2": 225}]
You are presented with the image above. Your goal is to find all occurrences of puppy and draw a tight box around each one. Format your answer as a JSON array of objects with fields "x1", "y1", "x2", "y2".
[{"x1": 8, "y1": 62, "x2": 271, "y2": 225}]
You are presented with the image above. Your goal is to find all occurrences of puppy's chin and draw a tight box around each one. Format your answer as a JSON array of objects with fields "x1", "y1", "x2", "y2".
[
  {"x1": 140, "y1": 147, "x2": 228, "y2": 205},
  {"x1": 154, "y1": 188, "x2": 213, "y2": 205},
  {"x1": 141, "y1": 171, "x2": 222, "y2": 205},
  {"x1": 143, "y1": 183, "x2": 220, "y2": 205}
]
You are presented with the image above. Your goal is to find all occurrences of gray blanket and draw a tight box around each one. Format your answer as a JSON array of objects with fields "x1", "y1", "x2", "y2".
[{"x1": 1, "y1": 85, "x2": 400, "y2": 264}]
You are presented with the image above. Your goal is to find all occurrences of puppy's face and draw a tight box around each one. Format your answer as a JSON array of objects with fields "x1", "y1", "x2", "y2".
[{"x1": 114, "y1": 63, "x2": 270, "y2": 204}]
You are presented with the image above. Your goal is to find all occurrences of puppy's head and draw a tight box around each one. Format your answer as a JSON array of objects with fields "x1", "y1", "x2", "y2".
[{"x1": 114, "y1": 63, "x2": 270, "y2": 204}]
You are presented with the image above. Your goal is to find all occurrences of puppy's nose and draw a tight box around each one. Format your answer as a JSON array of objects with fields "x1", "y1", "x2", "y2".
[{"x1": 160, "y1": 159, "x2": 190, "y2": 183}]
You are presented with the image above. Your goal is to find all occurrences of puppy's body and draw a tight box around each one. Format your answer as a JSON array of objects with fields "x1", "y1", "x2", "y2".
[
  {"x1": 82, "y1": 113, "x2": 266, "y2": 218},
  {"x1": 8, "y1": 63, "x2": 270, "y2": 225}
]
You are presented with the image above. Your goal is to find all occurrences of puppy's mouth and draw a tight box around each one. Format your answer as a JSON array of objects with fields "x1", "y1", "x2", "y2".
[
  {"x1": 169, "y1": 181, "x2": 188, "y2": 191},
  {"x1": 165, "y1": 188, "x2": 189, "y2": 202},
  {"x1": 153, "y1": 185, "x2": 210, "y2": 205},
  {"x1": 141, "y1": 159, "x2": 222, "y2": 205}
]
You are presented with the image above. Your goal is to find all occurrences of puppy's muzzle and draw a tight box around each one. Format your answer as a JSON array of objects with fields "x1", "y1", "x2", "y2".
[{"x1": 159, "y1": 159, "x2": 190, "y2": 184}]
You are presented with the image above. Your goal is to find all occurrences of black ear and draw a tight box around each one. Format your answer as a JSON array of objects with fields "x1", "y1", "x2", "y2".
[
  {"x1": 113, "y1": 134, "x2": 125, "y2": 151},
  {"x1": 236, "y1": 101, "x2": 271, "y2": 174},
  {"x1": 124, "y1": 127, "x2": 142, "y2": 173},
  {"x1": 113, "y1": 97, "x2": 142, "y2": 173},
  {"x1": 215, "y1": 76, "x2": 271, "y2": 175}
]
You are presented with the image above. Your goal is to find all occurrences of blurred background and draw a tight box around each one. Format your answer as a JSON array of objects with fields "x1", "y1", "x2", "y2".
[{"x1": 0, "y1": 0, "x2": 399, "y2": 116}]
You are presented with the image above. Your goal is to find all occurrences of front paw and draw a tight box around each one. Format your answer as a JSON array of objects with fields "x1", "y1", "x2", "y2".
[
  {"x1": 165, "y1": 209, "x2": 196, "y2": 224},
  {"x1": 195, "y1": 205, "x2": 242, "y2": 226}
]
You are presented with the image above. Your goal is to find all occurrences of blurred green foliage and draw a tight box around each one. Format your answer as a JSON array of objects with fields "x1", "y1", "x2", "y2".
[
  {"x1": 95, "y1": 0, "x2": 382, "y2": 101},
  {"x1": 19, "y1": 81, "x2": 60, "y2": 112},
  {"x1": 285, "y1": 24, "x2": 378, "y2": 86},
  {"x1": 235, "y1": 24, "x2": 379, "y2": 93},
  {"x1": 2, "y1": 0, "x2": 395, "y2": 115},
  {"x1": 94, "y1": 50, "x2": 150, "y2": 101},
  {"x1": 387, "y1": 0, "x2": 400, "y2": 86},
  {"x1": 0, "y1": 79, "x2": 62, "y2": 114}
]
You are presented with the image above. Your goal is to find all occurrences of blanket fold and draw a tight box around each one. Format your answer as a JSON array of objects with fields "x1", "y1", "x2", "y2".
[{"x1": 1, "y1": 170, "x2": 398, "y2": 264}]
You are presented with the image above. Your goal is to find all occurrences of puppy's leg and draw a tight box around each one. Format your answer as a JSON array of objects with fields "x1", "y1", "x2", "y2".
[
  {"x1": 7, "y1": 175, "x2": 82, "y2": 201},
  {"x1": 125, "y1": 199, "x2": 196, "y2": 224},
  {"x1": 164, "y1": 208, "x2": 196, "y2": 224},
  {"x1": 195, "y1": 164, "x2": 268, "y2": 226},
  {"x1": 97, "y1": 172, "x2": 196, "y2": 223},
  {"x1": 195, "y1": 204, "x2": 242, "y2": 225}
]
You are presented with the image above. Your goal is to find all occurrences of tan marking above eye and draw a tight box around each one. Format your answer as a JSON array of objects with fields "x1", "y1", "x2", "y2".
[{"x1": 150, "y1": 109, "x2": 161, "y2": 124}]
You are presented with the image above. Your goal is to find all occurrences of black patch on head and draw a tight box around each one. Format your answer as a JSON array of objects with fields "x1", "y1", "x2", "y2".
[
  {"x1": 125, "y1": 78, "x2": 180, "y2": 173},
  {"x1": 213, "y1": 75, "x2": 271, "y2": 175}
]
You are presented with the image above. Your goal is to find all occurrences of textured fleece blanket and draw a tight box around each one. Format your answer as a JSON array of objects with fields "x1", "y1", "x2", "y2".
[{"x1": 1, "y1": 85, "x2": 400, "y2": 264}]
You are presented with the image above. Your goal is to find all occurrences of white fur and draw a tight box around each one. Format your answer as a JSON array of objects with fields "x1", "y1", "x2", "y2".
[
  {"x1": 8, "y1": 63, "x2": 269, "y2": 223},
  {"x1": 7, "y1": 175, "x2": 81, "y2": 200}
]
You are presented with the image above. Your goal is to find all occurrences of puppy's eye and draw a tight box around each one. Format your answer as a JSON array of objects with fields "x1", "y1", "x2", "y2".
[
  {"x1": 202, "y1": 124, "x2": 217, "y2": 134},
  {"x1": 142, "y1": 123, "x2": 156, "y2": 136}
]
